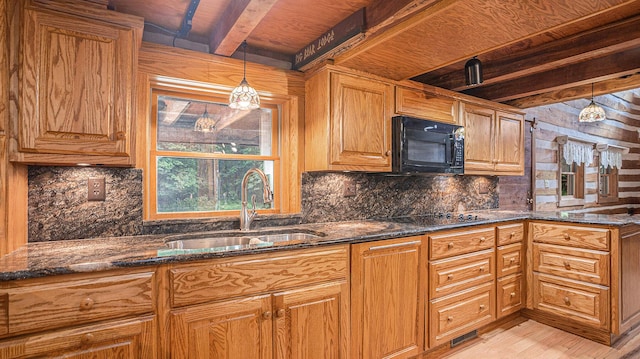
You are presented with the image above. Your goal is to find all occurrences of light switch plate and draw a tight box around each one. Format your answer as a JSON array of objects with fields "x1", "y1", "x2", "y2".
[{"x1": 88, "y1": 177, "x2": 106, "y2": 201}]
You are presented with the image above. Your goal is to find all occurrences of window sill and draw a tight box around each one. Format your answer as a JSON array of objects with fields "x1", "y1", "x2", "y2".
[{"x1": 558, "y1": 197, "x2": 585, "y2": 208}]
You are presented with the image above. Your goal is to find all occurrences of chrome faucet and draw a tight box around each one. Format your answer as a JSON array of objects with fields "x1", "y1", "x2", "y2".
[{"x1": 240, "y1": 168, "x2": 273, "y2": 231}]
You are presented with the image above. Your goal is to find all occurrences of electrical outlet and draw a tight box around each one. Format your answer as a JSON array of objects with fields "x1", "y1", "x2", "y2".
[
  {"x1": 343, "y1": 180, "x2": 357, "y2": 197},
  {"x1": 88, "y1": 177, "x2": 106, "y2": 201}
]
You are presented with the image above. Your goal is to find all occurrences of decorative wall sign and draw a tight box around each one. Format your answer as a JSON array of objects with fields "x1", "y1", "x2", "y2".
[{"x1": 293, "y1": 8, "x2": 365, "y2": 70}]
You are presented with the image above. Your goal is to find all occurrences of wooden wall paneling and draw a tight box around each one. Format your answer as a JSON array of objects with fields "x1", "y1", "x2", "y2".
[
  {"x1": 523, "y1": 100, "x2": 640, "y2": 212},
  {"x1": 498, "y1": 120, "x2": 532, "y2": 210}
]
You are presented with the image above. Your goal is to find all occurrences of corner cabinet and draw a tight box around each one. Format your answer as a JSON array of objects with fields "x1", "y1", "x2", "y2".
[
  {"x1": 305, "y1": 66, "x2": 394, "y2": 172},
  {"x1": 8, "y1": 0, "x2": 143, "y2": 166},
  {"x1": 351, "y1": 236, "x2": 426, "y2": 358},
  {"x1": 461, "y1": 102, "x2": 525, "y2": 176}
]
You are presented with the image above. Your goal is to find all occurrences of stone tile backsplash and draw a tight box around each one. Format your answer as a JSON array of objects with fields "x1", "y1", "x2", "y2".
[{"x1": 28, "y1": 167, "x2": 497, "y2": 241}]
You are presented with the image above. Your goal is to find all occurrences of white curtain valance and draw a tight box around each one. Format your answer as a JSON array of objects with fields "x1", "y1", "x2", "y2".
[
  {"x1": 596, "y1": 143, "x2": 629, "y2": 169},
  {"x1": 560, "y1": 139, "x2": 594, "y2": 166}
]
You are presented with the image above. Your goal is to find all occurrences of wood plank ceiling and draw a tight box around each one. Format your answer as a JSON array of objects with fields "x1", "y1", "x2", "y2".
[{"x1": 109, "y1": 0, "x2": 640, "y2": 113}]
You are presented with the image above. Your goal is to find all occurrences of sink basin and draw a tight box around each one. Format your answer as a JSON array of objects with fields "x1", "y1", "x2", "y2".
[{"x1": 163, "y1": 230, "x2": 324, "y2": 251}]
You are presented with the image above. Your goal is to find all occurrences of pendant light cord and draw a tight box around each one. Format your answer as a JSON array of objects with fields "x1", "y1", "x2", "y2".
[{"x1": 242, "y1": 40, "x2": 247, "y2": 80}]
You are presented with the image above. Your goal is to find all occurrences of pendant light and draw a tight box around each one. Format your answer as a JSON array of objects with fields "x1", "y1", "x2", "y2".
[
  {"x1": 194, "y1": 105, "x2": 217, "y2": 132},
  {"x1": 464, "y1": 56, "x2": 483, "y2": 86},
  {"x1": 578, "y1": 83, "x2": 606, "y2": 122},
  {"x1": 229, "y1": 40, "x2": 260, "y2": 110}
]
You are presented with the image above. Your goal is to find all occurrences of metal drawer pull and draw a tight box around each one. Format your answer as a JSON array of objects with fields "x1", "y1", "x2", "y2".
[{"x1": 369, "y1": 240, "x2": 421, "y2": 251}]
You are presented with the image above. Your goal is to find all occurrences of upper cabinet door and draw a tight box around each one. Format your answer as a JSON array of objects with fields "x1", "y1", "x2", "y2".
[
  {"x1": 462, "y1": 103, "x2": 496, "y2": 173},
  {"x1": 395, "y1": 87, "x2": 458, "y2": 124},
  {"x1": 330, "y1": 72, "x2": 393, "y2": 171},
  {"x1": 15, "y1": 4, "x2": 141, "y2": 165},
  {"x1": 494, "y1": 111, "x2": 525, "y2": 174}
]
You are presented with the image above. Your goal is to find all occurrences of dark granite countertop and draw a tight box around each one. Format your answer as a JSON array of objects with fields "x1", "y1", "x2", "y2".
[{"x1": 2, "y1": 210, "x2": 640, "y2": 282}]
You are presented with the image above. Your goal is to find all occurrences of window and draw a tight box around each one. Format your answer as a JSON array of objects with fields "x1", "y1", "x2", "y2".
[
  {"x1": 596, "y1": 144, "x2": 626, "y2": 204},
  {"x1": 598, "y1": 165, "x2": 618, "y2": 203},
  {"x1": 557, "y1": 136, "x2": 591, "y2": 207},
  {"x1": 149, "y1": 89, "x2": 280, "y2": 218}
]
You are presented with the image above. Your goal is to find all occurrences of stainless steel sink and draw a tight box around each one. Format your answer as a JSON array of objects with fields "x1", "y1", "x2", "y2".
[{"x1": 163, "y1": 230, "x2": 324, "y2": 251}]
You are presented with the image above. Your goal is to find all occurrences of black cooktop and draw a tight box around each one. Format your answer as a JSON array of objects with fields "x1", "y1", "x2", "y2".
[{"x1": 381, "y1": 213, "x2": 483, "y2": 226}]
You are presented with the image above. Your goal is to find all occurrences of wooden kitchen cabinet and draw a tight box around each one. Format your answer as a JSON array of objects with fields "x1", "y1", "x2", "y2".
[
  {"x1": 461, "y1": 102, "x2": 524, "y2": 176},
  {"x1": 395, "y1": 86, "x2": 458, "y2": 124},
  {"x1": 0, "y1": 268, "x2": 157, "y2": 358},
  {"x1": 168, "y1": 245, "x2": 350, "y2": 359},
  {"x1": 428, "y1": 226, "x2": 496, "y2": 347},
  {"x1": 496, "y1": 223, "x2": 525, "y2": 318},
  {"x1": 351, "y1": 236, "x2": 426, "y2": 358},
  {"x1": 305, "y1": 65, "x2": 394, "y2": 172},
  {"x1": 8, "y1": 0, "x2": 143, "y2": 166}
]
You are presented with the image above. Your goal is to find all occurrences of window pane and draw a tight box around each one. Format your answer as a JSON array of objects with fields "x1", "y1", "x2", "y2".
[
  {"x1": 157, "y1": 157, "x2": 274, "y2": 213},
  {"x1": 600, "y1": 174, "x2": 610, "y2": 195},
  {"x1": 561, "y1": 174, "x2": 574, "y2": 196},
  {"x1": 156, "y1": 96, "x2": 273, "y2": 156}
]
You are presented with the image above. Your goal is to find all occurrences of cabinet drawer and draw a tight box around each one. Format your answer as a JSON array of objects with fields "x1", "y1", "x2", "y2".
[
  {"x1": 429, "y1": 282, "x2": 495, "y2": 347},
  {"x1": 497, "y1": 223, "x2": 524, "y2": 246},
  {"x1": 531, "y1": 222, "x2": 609, "y2": 250},
  {"x1": 533, "y1": 243, "x2": 609, "y2": 285},
  {"x1": 430, "y1": 227, "x2": 495, "y2": 260},
  {"x1": 497, "y1": 273, "x2": 524, "y2": 318},
  {"x1": 170, "y1": 245, "x2": 348, "y2": 307},
  {"x1": 533, "y1": 273, "x2": 609, "y2": 330},
  {"x1": 6, "y1": 271, "x2": 154, "y2": 335},
  {"x1": 0, "y1": 316, "x2": 155, "y2": 359},
  {"x1": 429, "y1": 249, "x2": 494, "y2": 298},
  {"x1": 497, "y1": 242, "x2": 523, "y2": 277}
]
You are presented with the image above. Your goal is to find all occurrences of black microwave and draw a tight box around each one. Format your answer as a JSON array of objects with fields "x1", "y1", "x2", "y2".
[{"x1": 392, "y1": 116, "x2": 464, "y2": 174}]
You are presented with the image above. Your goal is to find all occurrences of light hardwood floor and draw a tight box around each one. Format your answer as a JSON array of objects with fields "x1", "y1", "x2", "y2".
[{"x1": 432, "y1": 320, "x2": 640, "y2": 359}]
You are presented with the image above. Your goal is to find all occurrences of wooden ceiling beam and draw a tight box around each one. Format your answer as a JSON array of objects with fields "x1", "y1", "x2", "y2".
[
  {"x1": 418, "y1": 15, "x2": 640, "y2": 91},
  {"x1": 504, "y1": 73, "x2": 640, "y2": 108},
  {"x1": 464, "y1": 47, "x2": 640, "y2": 103},
  {"x1": 208, "y1": 0, "x2": 278, "y2": 56}
]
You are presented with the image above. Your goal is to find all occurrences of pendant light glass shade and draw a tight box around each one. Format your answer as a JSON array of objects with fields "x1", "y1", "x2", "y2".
[
  {"x1": 465, "y1": 56, "x2": 483, "y2": 86},
  {"x1": 194, "y1": 106, "x2": 217, "y2": 132},
  {"x1": 229, "y1": 40, "x2": 260, "y2": 110},
  {"x1": 578, "y1": 84, "x2": 606, "y2": 123}
]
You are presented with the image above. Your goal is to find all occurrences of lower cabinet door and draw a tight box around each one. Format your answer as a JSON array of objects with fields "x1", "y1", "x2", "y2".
[
  {"x1": 273, "y1": 281, "x2": 349, "y2": 359},
  {"x1": 533, "y1": 273, "x2": 609, "y2": 330},
  {"x1": 351, "y1": 236, "x2": 426, "y2": 358},
  {"x1": 0, "y1": 316, "x2": 155, "y2": 358},
  {"x1": 429, "y1": 281, "x2": 495, "y2": 347},
  {"x1": 497, "y1": 273, "x2": 524, "y2": 318},
  {"x1": 170, "y1": 295, "x2": 272, "y2": 359}
]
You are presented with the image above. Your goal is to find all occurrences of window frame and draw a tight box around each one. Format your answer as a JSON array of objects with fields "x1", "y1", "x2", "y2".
[
  {"x1": 597, "y1": 163, "x2": 619, "y2": 204},
  {"x1": 147, "y1": 85, "x2": 282, "y2": 220}
]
